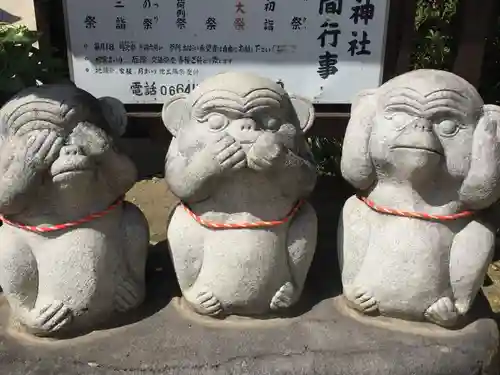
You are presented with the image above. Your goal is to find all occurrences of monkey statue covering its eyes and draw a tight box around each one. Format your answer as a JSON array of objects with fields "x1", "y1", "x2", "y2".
[
  {"x1": 163, "y1": 72, "x2": 318, "y2": 317},
  {"x1": 0, "y1": 84, "x2": 149, "y2": 337},
  {"x1": 338, "y1": 69, "x2": 500, "y2": 328}
]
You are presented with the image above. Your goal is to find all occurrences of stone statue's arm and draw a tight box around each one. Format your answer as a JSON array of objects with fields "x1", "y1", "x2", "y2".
[
  {"x1": 449, "y1": 218, "x2": 495, "y2": 315},
  {"x1": 0, "y1": 131, "x2": 63, "y2": 215},
  {"x1": 98, "y1": 146, "x2": 138, "y2": 198},
  {"x1": 274, "y1": 147, "x2": 317, "y2": 199},
  {"x1": 164, "y1": 139, "x2": 220, "y2": 203},
  {"x1": 337, "y1": 195, "x2": 371, "y2": 290},
  {"x1": 247, "y1": 130, "x2": 317, "y2": 200},
  {"x1": 0, "y1": 171, "x2": 37, "y2": 215}
]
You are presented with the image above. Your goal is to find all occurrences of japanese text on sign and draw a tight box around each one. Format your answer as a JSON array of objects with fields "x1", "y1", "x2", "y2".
[{"x1": 64, "y1": 0, "x2": 390, "y2": 104}]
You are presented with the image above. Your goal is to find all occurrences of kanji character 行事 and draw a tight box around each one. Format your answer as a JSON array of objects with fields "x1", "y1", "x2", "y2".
[
  {"x1": 317, "y1": 21, "x2": 341, "y2": 48},
  {"x1": 317, "y1": 51, "x2": 339, "y2": 79}
]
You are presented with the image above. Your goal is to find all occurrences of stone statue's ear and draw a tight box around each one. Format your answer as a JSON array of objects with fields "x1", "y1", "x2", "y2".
[
  {"x1": 162, "y1": 94, "x2": 190, "y2": 137},
  {"x1": 289, "y1": 95, "x2": 315, "y2": 134},
  {"x1": 98, "y1": 96, "x2": 127, "y2": 137},
  {"x1": 340, "y1": 88, "x2": 378, "y2": 190},
  {"x1": 459, "y1": 104, "x2": 500, "y2": 209}
]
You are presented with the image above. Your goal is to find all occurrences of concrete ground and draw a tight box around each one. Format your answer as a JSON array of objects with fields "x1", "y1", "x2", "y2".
[{"x1": 1, "y1": 292, "x2": 498, "y2": 375}]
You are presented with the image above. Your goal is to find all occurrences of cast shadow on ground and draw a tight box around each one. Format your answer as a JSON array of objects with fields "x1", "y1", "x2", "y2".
[
  {"x1": 468, "y1": 289, "x2": 500, "y2": 330},
  {"x1": 296, "y1": 174, "x2": 351, "y2": 313},
  {"x1": 95, "y1": 241, "x2": 179, "y2": 330},
  {"x1": 97, "y1": 242, "x2": 179, "y2": 329},
  {"x1": 49, "y1": 241, "x2": 179, "y2": 339}
]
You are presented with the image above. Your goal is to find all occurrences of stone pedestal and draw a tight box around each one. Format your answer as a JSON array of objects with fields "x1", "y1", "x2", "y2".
[{"x1": 0, "y1": 243, "x2": 497, "y2": 375}]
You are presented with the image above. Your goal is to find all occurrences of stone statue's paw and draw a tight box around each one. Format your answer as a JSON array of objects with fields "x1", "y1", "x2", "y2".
[
  {"x1": 185, "y1": 290, "x2": 223, "y2": 316},
  {"x1": 23, "y1": 301, "x2": 73, "y2": 336},
  {"x1": 454, "y1": 300, "x2": 470, "y2": 316},
  {"x1": 270, "y1": 281, "x2": 296, "y2": 310},
  {"x1": 114, "y1": 277, "x2": 144, "y2": 313},
  {"x1": 424, "y1": 297, "x2": 459, "y2": 327},
  {"x1": 345, "y1": 286, "x2": 379, "y2": 314}
]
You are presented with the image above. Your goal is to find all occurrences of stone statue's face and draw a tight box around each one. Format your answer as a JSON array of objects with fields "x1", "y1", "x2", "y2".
[
  {"x1": 179, "y1": 86, "x2": 296, "y2": 154},
  {"x1": 48, "y1": 122, "x2": 111, "y2": 188},
  {"x1": 5, "y1": 93, "x2": 115, "y2": 191},
  {"x1": 369, "y1": 86, "x2": 478, "y2": 182}
]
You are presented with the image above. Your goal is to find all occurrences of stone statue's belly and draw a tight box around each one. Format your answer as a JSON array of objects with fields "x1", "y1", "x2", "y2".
[
  {"x1": 198, "y1": 227, "x2": 289, "y2": 314},
  {"x1": 34, "y1": 229, "x2": 120, "y2": 316},
  {"x1": 355, "y1": 217, "x2": 456, "y2": 319},
  {"x1": 193, "y1": 170, "x2": 295, "y2": 221}
]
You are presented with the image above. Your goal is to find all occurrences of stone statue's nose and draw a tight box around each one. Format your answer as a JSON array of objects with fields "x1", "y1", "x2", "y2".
[
  {"x1": 411, "y1": 118, "x2": 432, "y2": 132},
  {"x1": 60, "y1": 144, "x2": 83, "y2": 156},
  {"x1": 235, "y1": 118, "x2": 257, "y2": 131}
]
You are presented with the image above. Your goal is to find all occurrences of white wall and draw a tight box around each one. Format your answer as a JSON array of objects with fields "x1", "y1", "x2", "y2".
[{"x1": 0, "y1": 0, "x2": 37, "y2": 30}]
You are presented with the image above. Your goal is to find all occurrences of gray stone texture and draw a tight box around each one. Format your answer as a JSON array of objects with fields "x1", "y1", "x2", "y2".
[
  {"x1": 0, "y1": 240, "x2": 497, "y2": 375},
  {"x1": 163, "y1": 72, "x2": 318, "y2": 317},
  {"x1": 0, "y1": 84, "x2": 149, "y2": 337},
  {"x1": 339, "y1": 69, "x2": 500, "y2": 327}
]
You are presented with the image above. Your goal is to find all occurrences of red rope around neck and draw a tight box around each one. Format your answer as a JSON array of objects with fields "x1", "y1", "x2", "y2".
[
  {"x1": 358, "y1": 195, "x2": 475, "y2": 221},
  {"x1": 0, "y1": 197, "x2": 124, "y2": 233},
  {"x1": 181, "y1": 200, "x2": 304, "y2": 229}
]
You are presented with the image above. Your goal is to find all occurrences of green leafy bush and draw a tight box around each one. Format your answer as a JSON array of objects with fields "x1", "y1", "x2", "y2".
[
  {"x1": 308, "y1": 136, "x2": 343, "y2": 177},
  {"x1": 411, "y1": 0, "x2": 459, "y2": 70},
  {"x1": 479, "y1": 15, "x2": 500, "y2": 105},
  {"x1": 0, "y1": 22, "x2": 66, "y2": 103}
]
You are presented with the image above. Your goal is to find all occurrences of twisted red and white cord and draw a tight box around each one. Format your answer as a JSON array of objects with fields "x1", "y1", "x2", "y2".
[
  {"x1": 358, "y1": 195, "x2": 475, "y2": 221},
  {"x1": 181, "y1": 200, "x2": 304, "y2": 229},
  {"x1": 0, "y1": 197, "x2": 124, "y2": 233}
]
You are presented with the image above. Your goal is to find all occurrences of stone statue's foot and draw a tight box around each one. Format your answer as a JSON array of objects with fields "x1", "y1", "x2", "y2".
[
  {"x1": 114, "y1": 277, "x2": 145, "y2": 313},
  {"x1": 345, "y1": 286, "x2": 378, "y2": 314},
  {"x1": 270, "y1": 281, "x2": 296, "y2": 310},
  {"x1": 424, "y1": 297, "x2": 459, "y2": 327},
  {"x1": 185, "y1": 290, "x2": 223, "y2": 317},
  {"x1": 22, "y1": 301, "x2": 73, "y2": 336}
]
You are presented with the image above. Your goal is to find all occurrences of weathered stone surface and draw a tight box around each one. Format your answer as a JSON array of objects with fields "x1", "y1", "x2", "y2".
[
  {"x1": 0, "y1": 243, "x2": 497, "y2": 375},
  {"x1": 339, "y1": 69, "x2": 500, "y2": 327},
  {"x1": 163, "y1": 72, "x2": 318, "y2": 317},
  {"x1": 0, "y1": 84, "x2": 149, "y2": 337}
]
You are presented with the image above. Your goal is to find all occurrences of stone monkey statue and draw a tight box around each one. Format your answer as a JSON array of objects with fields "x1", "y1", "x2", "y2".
[
  {"x1": 163, "y1": 72, "x2": 318, "y2": 317},
  {"x1": 338, "y1": 69, "x2": 500, "y2": 327},
  {"x1": 0, "y1": 84, "x2": 149, "y2": 337}
]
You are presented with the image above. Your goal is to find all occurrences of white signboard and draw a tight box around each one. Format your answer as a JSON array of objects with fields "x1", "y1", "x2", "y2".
[{"x1": 63, "y1": 0, "x2": 390, "y2": 104}]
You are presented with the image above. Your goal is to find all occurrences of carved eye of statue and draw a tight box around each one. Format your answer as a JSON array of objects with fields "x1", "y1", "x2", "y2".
[
  {"x1": 383, "y1": 110, "x2": 414, "y2": 130},
  {"x1": 206, "y1": 113, "x2": 229, "y2": 131},
  {"x1": 435, "y1": 119, "x2": 459, "y2": 137}
]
